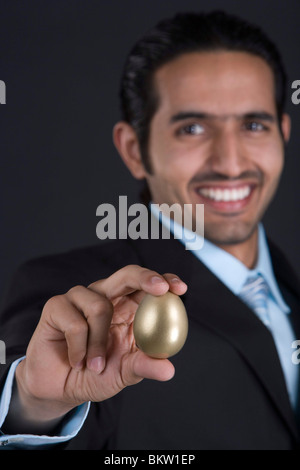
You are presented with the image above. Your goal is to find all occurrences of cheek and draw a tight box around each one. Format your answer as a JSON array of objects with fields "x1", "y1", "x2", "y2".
[
  {"x1": 260, "y1": 142, "x2": 284, "y2": 182},
  {"x1": 248, "y1": 134, "x2": 284, "y2": 181},
  {"x1": 151, "y1": 155, "x2": 188, "y2": 185},
  {"x1": 153, "y1": 140, "x2": 203, "y2": 182}
]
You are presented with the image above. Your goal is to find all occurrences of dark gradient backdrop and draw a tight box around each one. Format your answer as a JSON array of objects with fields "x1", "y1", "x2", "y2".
[{"x1": 1, "y1": 0, "x2": 300, "y2": 304}]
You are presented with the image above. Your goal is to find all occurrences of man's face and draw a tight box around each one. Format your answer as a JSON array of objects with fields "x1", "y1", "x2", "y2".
[{"x1": 144, "y1": 51, "x2": 289, "y2": 247}]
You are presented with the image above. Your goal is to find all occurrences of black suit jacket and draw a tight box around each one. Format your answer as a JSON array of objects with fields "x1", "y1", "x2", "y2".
[{"x1": 1, "y1": 233, "x2": 300, "y2": 450}]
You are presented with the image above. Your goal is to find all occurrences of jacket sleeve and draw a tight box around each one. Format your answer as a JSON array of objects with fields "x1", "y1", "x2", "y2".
[{"x1": 0, "y1": 241, "x2": 140, "y2": 449}]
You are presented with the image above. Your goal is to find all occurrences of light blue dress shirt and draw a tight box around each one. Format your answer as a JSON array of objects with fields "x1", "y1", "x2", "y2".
[{"x1": 0, "y1": 205, "x2": 298, "y2": 447}]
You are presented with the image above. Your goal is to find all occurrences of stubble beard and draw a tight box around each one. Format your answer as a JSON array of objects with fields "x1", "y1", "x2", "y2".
[{"x1": 202, "y1": 218, "x2": 259, "y2": 247}]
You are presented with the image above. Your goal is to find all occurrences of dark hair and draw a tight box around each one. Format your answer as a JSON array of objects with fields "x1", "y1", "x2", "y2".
[{"x1": 119, "y1": 10, "x2": 287, "y2": 172}]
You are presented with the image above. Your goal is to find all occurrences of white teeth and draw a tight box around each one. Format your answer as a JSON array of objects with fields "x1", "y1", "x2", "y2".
[{"x1": 199, "y1": 186, "x2": 251, "y2": 202}]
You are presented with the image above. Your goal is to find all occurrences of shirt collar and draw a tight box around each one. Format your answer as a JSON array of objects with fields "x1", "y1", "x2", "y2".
[
  {"x1": 250, "y1": 224, "x2": 290, "y2": 313},
  {"x1": 150, "y1": 203, "x2": 290, "y2": 314}
]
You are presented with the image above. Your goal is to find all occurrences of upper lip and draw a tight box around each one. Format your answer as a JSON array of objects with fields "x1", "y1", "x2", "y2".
[{"x1": 194, "y1": 181, "x2": 258, "y2": 190}]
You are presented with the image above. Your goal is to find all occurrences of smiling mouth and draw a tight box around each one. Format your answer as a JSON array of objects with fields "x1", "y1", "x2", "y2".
[
  {"x1": 195, "y1": 183, "x2": 257, "y2": 212},
  {"x1": 198, "y1": 185, "x2": 251, "y2": 202}
]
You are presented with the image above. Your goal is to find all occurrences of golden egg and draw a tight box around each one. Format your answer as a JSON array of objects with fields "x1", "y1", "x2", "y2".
[{"x1": 133, "y1": 291, "x2": 188, "y2": 359}]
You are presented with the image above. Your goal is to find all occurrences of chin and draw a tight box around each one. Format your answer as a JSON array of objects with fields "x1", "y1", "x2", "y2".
[{"x1": 203, "y1": 221, "x2": 259, "y2": 247}]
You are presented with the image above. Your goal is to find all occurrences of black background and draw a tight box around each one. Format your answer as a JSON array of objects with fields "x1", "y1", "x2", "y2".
[{"x1": 1, "y1": 0, "x2": 300, "y2": 303}]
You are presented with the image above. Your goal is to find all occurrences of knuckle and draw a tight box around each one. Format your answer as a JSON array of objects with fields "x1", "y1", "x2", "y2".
[
  {"x1": 119, "y1": 264, "x2": 141, "y2": 274},
  {"x1": 67, "y1": 318, "x2": 88, "y2": 337},
  {"x1": 126, "y1": 264, "x2": 141, "y2": 270},
  {"x1": 127, "y1": 265, "x2": 154, "y2": 278},
  {"x1": 43, "y1": 294, "x2": 64, "y2": 313},
  {"x1": 88, "y1": 297, "x2": 113, "y2": 318},
  {"x1": 67, "y1": 285, "x2": 85, "y2": 296}
]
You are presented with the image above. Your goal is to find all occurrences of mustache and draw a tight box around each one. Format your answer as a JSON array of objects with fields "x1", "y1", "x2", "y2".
[{"x1": 190, "y1": 170, "x2": 263, "y2": 185}]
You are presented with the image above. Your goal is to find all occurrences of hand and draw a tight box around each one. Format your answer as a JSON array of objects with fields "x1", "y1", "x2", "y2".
[{"x1": 15, "y1": 265, "x2": 187, "y2": 425}]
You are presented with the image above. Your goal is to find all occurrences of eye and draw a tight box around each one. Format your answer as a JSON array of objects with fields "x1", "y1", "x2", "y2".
[
  {"x1": 244, "y1": 121, "x2": 267, "y2": 132},
  {"x1": 177, "y1": 123, "x2": 205, "y2": 136}
]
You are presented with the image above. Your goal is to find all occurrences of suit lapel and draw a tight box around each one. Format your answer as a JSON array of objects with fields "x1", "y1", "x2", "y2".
[
  {"x1": 132, "y1": 234, "x2": 299, "y2": 440},
  {"x1": 268, "y1": 240, "x2": 300, "y2": 435},
  {"x1": 268, "y1": 238, "x2": 300, "y2": 336}
]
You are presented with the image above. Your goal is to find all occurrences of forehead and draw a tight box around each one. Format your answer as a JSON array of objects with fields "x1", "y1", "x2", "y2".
[{"x1": 153, "y1": 51, "x2": 277, "y2": 117}]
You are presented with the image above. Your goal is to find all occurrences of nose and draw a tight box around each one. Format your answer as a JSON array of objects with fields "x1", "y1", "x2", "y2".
[{"x1": 208, "y1": 126, "x2": 247, "y2": 179}]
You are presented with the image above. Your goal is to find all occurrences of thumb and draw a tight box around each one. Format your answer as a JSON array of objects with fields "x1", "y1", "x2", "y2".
[{"x1": 123, "y1": 351, "x2": 175, "y2": 386}]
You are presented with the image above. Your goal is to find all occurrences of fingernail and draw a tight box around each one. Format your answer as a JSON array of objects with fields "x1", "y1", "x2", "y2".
[
  {"x1": 171, "y1": 278, "x2": 187, "y2": 287},
  {"x1": 151, "y1": 276, "x2": 165, "y2": 284},
  {"x1": 88, "y1": 356, "x2": 105, "y2": 374}
]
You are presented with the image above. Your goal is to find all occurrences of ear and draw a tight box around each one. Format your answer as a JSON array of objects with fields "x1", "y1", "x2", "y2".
[
  {"x1": 113, "y1": 121, "x2": 147, "y2": 180},
  {"x1": 281, "y1": 113, "x2": 291, "y2": 143}
]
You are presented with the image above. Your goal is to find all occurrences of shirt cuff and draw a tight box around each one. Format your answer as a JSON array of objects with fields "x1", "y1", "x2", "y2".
[{"x1": 0, "y1": 357, "x2": 90, "y2": 448}]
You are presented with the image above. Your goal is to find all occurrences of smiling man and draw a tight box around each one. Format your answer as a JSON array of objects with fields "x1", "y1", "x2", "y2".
[
  {"x1": 115, "y1": 49, "x2": 290, "y2": 267},
  {"x1": 0, "y1": 11, "x2": 299, "y2": 450}
]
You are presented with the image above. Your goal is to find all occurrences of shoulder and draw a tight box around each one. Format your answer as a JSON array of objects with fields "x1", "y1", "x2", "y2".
[
  {"x1": 14, "y1": 238, "x2": 141, "y2": 284},
  {"x1": 1, "y1": 239, "x2": 142, "y2": 312}
]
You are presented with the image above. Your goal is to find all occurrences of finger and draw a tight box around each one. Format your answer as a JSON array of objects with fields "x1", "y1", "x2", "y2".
[
  {"x1": 162, "y1": 273, "x2": 188, "y2": 295},
  {"x1": 123, "y1": 350, "x2": 175, "y2": 385},
  {"x1": 89, "y1": 265, "x2": 185, "y2": 300},
  {"x1": 66, "y1": 286, "x2": 114, "y2": 373},
  {"x1": 44, "y1": 295, "x2": 88, "y2": 370},
  {"x1": 127, "y1": 273, "x2": 187, "y2": 305}
]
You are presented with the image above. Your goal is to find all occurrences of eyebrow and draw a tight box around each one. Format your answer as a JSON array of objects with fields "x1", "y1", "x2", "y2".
[{"x1": 169, "y1": 111, "x2": 276, "y2": 124}]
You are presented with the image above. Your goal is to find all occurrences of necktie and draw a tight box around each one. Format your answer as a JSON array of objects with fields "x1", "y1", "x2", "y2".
[{"x1": 239, "y1": 274, "x2": 271, "y2": 327}]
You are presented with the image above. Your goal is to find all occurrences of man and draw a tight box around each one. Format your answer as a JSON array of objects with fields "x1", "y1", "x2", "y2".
[{"x1": 0, "y1": 10, "x2": 299, "y2": 450}]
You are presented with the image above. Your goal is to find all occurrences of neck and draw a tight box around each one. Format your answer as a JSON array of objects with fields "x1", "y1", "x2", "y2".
[{"x1": 215, "y1": 228, "x2": 259, "y2": 269}]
